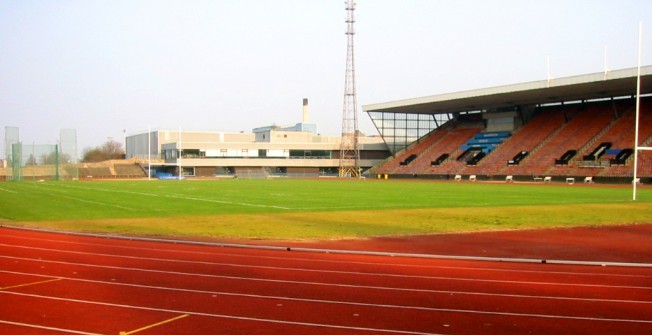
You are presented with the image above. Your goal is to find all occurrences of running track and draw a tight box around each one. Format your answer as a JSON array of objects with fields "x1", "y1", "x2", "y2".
[{"x1": 1, "y1": 227, "x2": 651, "y2": 335}]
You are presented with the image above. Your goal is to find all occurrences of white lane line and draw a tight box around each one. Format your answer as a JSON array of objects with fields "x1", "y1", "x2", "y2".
[
  {"x1": 0, "y1": 319, "x2": 104, "y2": 335},
  {"x1": 1, "y1": 245, "x2": 650, "y2": 291},
  {"x1": 3, "y1": 288, "x2": 652, "y2": 328},
  {"x1": 0, "y1": 291, "x2": 445, "y2": 335},
  {"x1": 3, "y1": 233, "x2": 650, "y2": 280},
  {"x1": 2, "y1": 268, "x2": 651, "y2": 319},
  {"x1": 2, "y1": 254, "x2": 652, "y2": 309}
]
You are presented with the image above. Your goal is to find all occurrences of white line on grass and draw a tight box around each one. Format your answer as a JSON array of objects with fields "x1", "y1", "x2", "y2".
[
  {"x1": 0, "y1": 187, "x2": 17, "y2": 193},
  {"x1": 162, "y1": 194, "x2": 291, "y2": 210},
  {"x1": 49, "y1": 183, "x2": 293, "y2": 210},
  {"x1": 22, "y1": 183, "x2": 137, "y2": 211},
  {"x1": 58, "y1": 194, "x2": 136, "y2": 211}
]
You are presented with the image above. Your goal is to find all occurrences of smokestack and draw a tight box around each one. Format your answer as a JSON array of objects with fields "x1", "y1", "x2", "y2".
[{"x1": 302, "y1": 98, "x2": 309, "y2": 123}]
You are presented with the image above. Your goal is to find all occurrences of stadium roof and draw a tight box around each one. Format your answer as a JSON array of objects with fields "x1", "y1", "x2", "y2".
[{"x1": 363, "y1": 66, "x2": 652, "y2": 115}]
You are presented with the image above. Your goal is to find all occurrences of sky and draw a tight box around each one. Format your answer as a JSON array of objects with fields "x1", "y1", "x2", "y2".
[{"x1": 2, "y1": 0, "x2": 652, "y2": 158}]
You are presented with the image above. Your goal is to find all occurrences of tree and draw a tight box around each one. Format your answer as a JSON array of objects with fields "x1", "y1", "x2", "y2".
[
  {"x1": 82, "y1": 139, "x2": 124, "y2": 162},
  {"x1": 40, "y1": 151, "x2": 71, "y2": 165}
]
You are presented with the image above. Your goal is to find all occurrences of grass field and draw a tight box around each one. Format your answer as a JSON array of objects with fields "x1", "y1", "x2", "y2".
[{"x1": 1, "y1": 179, "x2": 651, "y2": 240}]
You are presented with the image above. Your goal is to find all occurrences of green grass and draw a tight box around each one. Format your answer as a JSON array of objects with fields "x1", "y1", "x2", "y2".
[{"x1": 0, "y1": 179, "x2": 651, "y2": 240}]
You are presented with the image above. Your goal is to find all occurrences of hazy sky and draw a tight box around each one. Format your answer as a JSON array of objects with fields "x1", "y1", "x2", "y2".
[{"x1": 2, "y1": 0, "x2": 652, "y2": 157}]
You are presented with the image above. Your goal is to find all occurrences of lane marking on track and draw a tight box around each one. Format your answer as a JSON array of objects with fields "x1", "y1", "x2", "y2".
[
  {"x1": 0, "y1": 278, "x2": 62, "y2": 291},
  {"x1": 1, "y1": 246, "x2": 651, "y2": 291},
  {"x1": 2, "y1": 268, "x2": 651, "y2": 319},
  {"x1": 0, "y1": 319, "x2": 104, "y2": 335},
  {"x1": 3, "y1": 233, "x2": 650, "y2": 280},
  {"x1": 1, "y1": 291, "x2": 445, "y2": 335},
  {"x1": 2, "y1": 258, "x2": 652, "y2": 314},
  {"x1": 4, "y1": 224, "x2": 652, "y2": 269},
  {"x1": 3, "y1": 289, "x2": 652, "y2": 329},
  {"x1": 119, "y1": 314, "x2": 188, "y2": 335}
]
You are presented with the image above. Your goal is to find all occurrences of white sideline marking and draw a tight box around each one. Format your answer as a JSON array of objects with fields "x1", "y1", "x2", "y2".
[
  {"x1": 21, "y1": 183, "x2": 136, "y2": 211},
  {"x1": 45, "y1": 183, "x2": 292, "y2": 210},
  {"x1": 2, "y1": 233, "x2": 650, "y2": 279},
  {"x1": 162, "y1": 194, "x2": 291, "y2": 209},
  {"x1": 57, "y1": 194, "x2": 136, "y2": 211},
  {"x1": 1, "y1": 291, "x2": 444, "y2": 335},
  {"x1": 0, "y1": 187, "x2": 17, "y2": 193},
  {"x1": 0, "y1": 319, "x2": 104, "y2": 335}
]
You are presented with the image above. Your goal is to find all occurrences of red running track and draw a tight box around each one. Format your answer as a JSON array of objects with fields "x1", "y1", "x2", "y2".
[{"x1": 1, "y1": 226, "x2": 651, "y2": 335}]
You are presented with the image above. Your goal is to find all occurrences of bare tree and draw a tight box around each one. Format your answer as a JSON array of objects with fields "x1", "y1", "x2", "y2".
[{"x1": 82, "y1": 139, "x2": 124, "y2": 162}]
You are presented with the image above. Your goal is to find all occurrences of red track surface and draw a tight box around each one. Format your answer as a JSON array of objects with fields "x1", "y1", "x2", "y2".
[{"x1": 1, "y1": 226, "x2": 651, "y2": 335}]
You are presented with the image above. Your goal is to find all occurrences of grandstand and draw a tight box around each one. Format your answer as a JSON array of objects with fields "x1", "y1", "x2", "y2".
[
  {"x1": 78, "y1": 159, "x2": 147, "y2": 179},
  {"x1": 365, "y1": 66, "x2": 652, "y2": 183}
]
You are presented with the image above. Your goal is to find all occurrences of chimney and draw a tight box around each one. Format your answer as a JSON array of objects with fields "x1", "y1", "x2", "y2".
[{"x1": 302, "y1": 98, "x2": 309, "y2": 123}]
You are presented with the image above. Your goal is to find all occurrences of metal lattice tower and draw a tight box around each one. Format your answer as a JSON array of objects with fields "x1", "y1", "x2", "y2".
[{"x1": 339, "y1": 0, "x2": 361, "y2": 178}]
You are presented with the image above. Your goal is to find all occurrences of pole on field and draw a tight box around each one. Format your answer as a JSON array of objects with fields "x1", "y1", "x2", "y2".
[{"x1": 633, "y1": 22, "x2": 642, "y2": 201}]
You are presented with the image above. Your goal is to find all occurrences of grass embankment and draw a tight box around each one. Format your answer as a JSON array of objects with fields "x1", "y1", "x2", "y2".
[{"x1": 0, "y1": 179, "x2": 650, "y2": 240}]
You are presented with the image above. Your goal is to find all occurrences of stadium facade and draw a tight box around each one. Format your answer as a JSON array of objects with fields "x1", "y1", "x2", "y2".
[{"x1": 364, "y1": 66, "x2": 652, "y2": 182}]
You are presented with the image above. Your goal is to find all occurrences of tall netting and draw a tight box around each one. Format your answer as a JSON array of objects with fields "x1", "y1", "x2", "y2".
[
  {"x1": 3, "y1": 127, "x2": 79, "y2": 181},
  {"x1": 3, "y1": 127, "x2": 19, "y2": 181},
  {"x1": 12, "y1": 143, "x2": 59, "y2": 181},
  {"x1": 60, "y1": 129, "x2": 79, "y2": 180}
]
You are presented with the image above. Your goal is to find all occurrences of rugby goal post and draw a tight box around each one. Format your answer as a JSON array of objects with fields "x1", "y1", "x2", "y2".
[{"x1": 632, "y1": 22, "x2": 650, "y2": 201}]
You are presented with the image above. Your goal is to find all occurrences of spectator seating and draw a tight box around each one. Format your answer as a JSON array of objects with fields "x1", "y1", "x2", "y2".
[{"x1": 374, "y1": 97, "x2": 652, "y2": 179}]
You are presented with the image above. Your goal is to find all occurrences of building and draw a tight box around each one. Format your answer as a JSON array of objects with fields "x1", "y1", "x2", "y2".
[{"x1": 125, "y1": 100, "x2": 390, "y2": 177}]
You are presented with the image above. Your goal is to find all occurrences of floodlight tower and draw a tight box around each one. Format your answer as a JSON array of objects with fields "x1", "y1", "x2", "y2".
[{"x1": 339, "y1": 0, "x2": 361, "y2": 177}]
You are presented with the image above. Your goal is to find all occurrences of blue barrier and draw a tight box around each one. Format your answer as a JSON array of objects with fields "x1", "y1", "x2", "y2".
[
  {"x1": 461, "y1": 132, "x2": 511, "y2": 154},
  {"x1": 474, "y1": 131, "x2": 511, "y2": 139}
]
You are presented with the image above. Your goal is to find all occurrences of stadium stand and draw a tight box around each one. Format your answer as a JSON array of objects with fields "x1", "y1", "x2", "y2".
[
  {"x1": 466, "y1": 107, "x2": 566, "y2": 176},
  {"x1": 79, "y1": 160, "x2": 147, "y2": 179},
  {"x1": 420, "y1": 127, "x2": 482, "y2": 175},
  {"x1": 375, "y1": 126, "x2": 450, "y2": 174},
  {"x1": 375, "y1": 96, "x2": 652, "y2": 181},
  {"x1": 514, "y1": 102, "x2": 615, "y2": 176}
]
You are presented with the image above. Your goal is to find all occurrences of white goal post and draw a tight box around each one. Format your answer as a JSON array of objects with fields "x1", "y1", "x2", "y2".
[{"x1": 633, "y1": 22, "x2": 649, "y2": 201}]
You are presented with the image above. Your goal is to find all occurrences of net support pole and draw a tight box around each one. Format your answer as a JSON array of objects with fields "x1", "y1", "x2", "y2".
[
  {"x1": 178, "y1": 127, "x2": 182, "y2": 179},
  {"x1": 148, "y1": 125, "x2": 151, "y2": 181},
  {"x1": 633, "y1": 22, "x2": 642, "y2": 201},
  {"x1": 55, "y1": 144, "x2": 60, "y2": 181}
]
